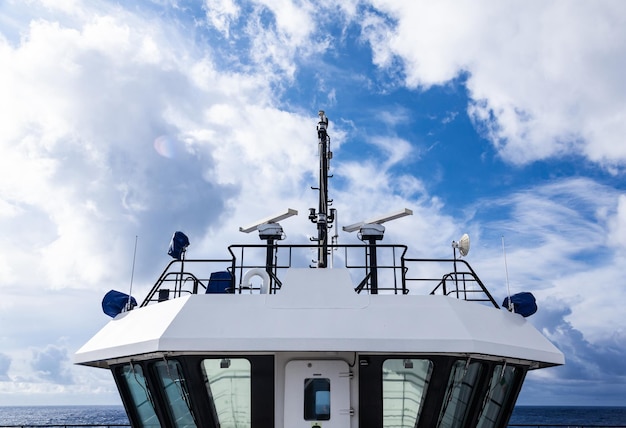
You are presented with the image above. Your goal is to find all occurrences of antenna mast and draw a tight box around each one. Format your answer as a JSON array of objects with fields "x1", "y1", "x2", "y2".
[
  {"x1": 127, "y1": 235, "x2": 138, "y2": 310},
  {"x1": 309, "y1": 110, "x2": 335, "y2": 268}
]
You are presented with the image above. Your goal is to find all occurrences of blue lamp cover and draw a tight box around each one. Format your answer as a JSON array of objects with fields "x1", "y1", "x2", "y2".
[
  {"x1": 102, "y1": 290, "x2": 137, "y2": 318},
  {"x1": 168, "y1": 231, "x2": 190, "y2": 260},
  {"x1": 502, "y1": 292, "x2": 538, "y2": 317}
]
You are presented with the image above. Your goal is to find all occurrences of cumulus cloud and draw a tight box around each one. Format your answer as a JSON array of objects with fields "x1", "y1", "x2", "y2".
[
  {"x1": 520, "y1": 297, "x2": 626, "y2": 405},
  {"x1": 540, "y1": 301, "x2": 626, "y2": 380},
  {"x1": 0, "y1": 3, "x2": 277, "y2": 289},
  {"x1": 360, "y1": 0, "x2": 626, "y2": 168},
  {"x1": 31, "y1": 345, "x2": 73, "y2": 384}
]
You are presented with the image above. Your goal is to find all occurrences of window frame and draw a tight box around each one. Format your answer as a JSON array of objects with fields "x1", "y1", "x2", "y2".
[
  {"x1": 111, "y1": 355, "x2": 274, "y2": 428},
  {"x1": 358, "y1": 355, "x2": 527, "y2": 428}
]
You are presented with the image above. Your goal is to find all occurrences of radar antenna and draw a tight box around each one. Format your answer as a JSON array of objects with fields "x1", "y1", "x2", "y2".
[{"x1": 308, "y1": 110, "x2": 335, "y2": 268}]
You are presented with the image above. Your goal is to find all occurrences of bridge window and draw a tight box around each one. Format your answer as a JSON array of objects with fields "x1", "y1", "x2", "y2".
[
  {"x1": 201, "y1": 358, "x2": 251, "y2": 427},
  {"x1": 476, "y1": 364, "x2": 522, "y2": 428},
  {"x1": 382, "y1": 359, "x2": 433, "y2": 427},
  {"x1": 117, "y1": 364, "x2": 160, "y2": 427},
  {"x1": 437, "y1": 360, "x2": 483, "y2": 427},
  {"x1": 154, "y1": 359, "x2": 197, "y2": 427}
]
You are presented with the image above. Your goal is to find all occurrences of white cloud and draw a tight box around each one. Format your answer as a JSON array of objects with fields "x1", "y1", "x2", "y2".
[
  {"x1": 0, "y1": 1, "x2": 292, "y2": 290},
  {"x1": 204, "y1": 0, "x2": 240, "y2": 36},
  {"x1": 362, "y1": 0, "x2": 626, "y2": 168},
  {"x1": 607, "y1": 194, "x2": 626, "y2": 253},
  {"x1": 31, "y1": 345, "x2": 73, "y2": 384},
  {"x1": 0, "y1": 364, "x2": 120, "y2": 405},
  {"x1": 369, "y1": 136, "x2": 414, "y2": 168},
  {"x1": 453, "y1": 178, "x2": 626, "y2": 403},
  {"x1": 254, "y1": 0, "x2": 314, "y2": 47},
  {"x1": 470, "y1": 178, "x2": 625, "y2": 345}
]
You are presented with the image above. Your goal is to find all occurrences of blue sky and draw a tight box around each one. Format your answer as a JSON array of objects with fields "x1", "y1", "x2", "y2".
[{"x1": 1, "y1": 0, "x2": 625, "y2": 406}]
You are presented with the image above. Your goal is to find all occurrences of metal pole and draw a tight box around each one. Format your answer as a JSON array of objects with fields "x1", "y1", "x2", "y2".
[
  {"x1": 127, "y1": 235, "x2": 138, "y2": 310},
  {"x1": 309, "y1": 111, "x2": 335, "y2": 268},
  {"x1": 266, "y1": 238, "x2": 275, "y2": 292},
  {"x1": 317, "y1": 111, "x2": 329, "y2": 268},
  {"x1": 368, "y1": 238, "x2": 379, "y2": 294}
]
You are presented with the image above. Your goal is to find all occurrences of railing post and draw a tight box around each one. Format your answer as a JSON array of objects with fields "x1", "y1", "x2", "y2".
[{"x1": 368, "y1": 238, "x2": 379, "y2": 294}]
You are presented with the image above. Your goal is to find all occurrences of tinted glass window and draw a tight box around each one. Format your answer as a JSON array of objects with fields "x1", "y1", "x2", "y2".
[
  {"x1": 118, "y1": 364, "x2": 160, "y2": 427},
  {"x1": 382, "y1": 359, "x2": 433, "y2": 427},
  {"x1": 437, "y1": 360, "x2": 483, "y2": 427},
  {"x1": 476, "y1": 364, "x2": 521, "y2": 428},
  {"x1": 154, "y1": 360, "x2": 197, "y2": 427},
  {"x1": 201, "y1": 358, "x2": 251, "y2": 428}
]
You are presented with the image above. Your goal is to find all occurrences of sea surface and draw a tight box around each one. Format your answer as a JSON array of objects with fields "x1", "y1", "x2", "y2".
[
  {"x1": 510, "y1": 406, "x2": 626, "y2": 426},
  {"x1": 0, "y1": 405, "x2": 625, "y2": 426},
  {"x1": 0, "y1": 406, "x2": 129, "y2": 426}
]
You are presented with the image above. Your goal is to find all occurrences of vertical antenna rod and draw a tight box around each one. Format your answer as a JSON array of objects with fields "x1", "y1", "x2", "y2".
[
  {"x1": 127, "y1": 235, "x2": 138, "y2": 310},
  {"x1": 502, "y1": 235, "x2": 513, "y2": 311},
  {"x1": 309, "y1": 110, "x2": 335, "y2": 268}
]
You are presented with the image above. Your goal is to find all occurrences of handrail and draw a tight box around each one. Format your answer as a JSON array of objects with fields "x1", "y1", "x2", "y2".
[
  {"x1": 405, "y1": 257, "x2": 500, "y2": 308},
  {"x1": 141, "y1": 258, "x2": 234, "y2": 306},
  {"x1": 139, "y1": 244, "x2": 497, "y2": 307}
]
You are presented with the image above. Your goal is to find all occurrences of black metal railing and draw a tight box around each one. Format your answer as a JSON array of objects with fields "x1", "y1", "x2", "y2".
[
  {"x1": 140, "y1": 243, "x2": 499, "y2": 308},
  {"x1": 406, "y1": 257, "x2": 499, "y2": 307},
  {"x1": 141, "y1": 258, "x2": 234, "y2": 306}
]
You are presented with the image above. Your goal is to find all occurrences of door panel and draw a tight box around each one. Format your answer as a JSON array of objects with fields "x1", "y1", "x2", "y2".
[{"x1": 284, "y1": 360, "x2": 351, "y2": 427}]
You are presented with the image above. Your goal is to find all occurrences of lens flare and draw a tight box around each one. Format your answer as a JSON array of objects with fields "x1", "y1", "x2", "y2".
[{"x1": 153, "y1": 135, "x2": 179, "y2": 158}]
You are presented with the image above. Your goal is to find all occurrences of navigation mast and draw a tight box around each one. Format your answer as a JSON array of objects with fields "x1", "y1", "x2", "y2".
[{"x1": 309, "y1": 110, "x2": 335, "y2": 268}]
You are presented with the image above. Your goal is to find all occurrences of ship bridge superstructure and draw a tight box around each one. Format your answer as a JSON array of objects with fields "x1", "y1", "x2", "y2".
[{"x1": 75, "y1": 111, "x2": 563, "y2": 428}]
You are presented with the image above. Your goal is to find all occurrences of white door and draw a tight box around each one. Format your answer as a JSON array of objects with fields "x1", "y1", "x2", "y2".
[{"x1": 284, "y1": 360, "x2": 352, "y2": 428}]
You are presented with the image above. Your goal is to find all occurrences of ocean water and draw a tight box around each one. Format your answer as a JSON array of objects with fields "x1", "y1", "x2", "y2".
[
  {"x1": 509, "y1": 406, "x2": 626, "y2": 426},
  {"x1": 0, "y1": 405, "x2": 625, "y2": 426},
  {"x1": 0, "y1": 406, "x2": 129, "y2": 426}
]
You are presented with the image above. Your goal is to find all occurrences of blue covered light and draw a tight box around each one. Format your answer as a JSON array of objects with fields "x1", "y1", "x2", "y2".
[
  {"x1": 502, "y1": 292, "x2": 537, "y2": 317},
  {"x1": 168, "y1": 231, "x2": 190, "y2": 260},
  {"x1": 207, "y1": 271, "x2": 233, "y2": 294},
  {"x1": 102, "y1": 290, "x2": 137, "y2": 318}
]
